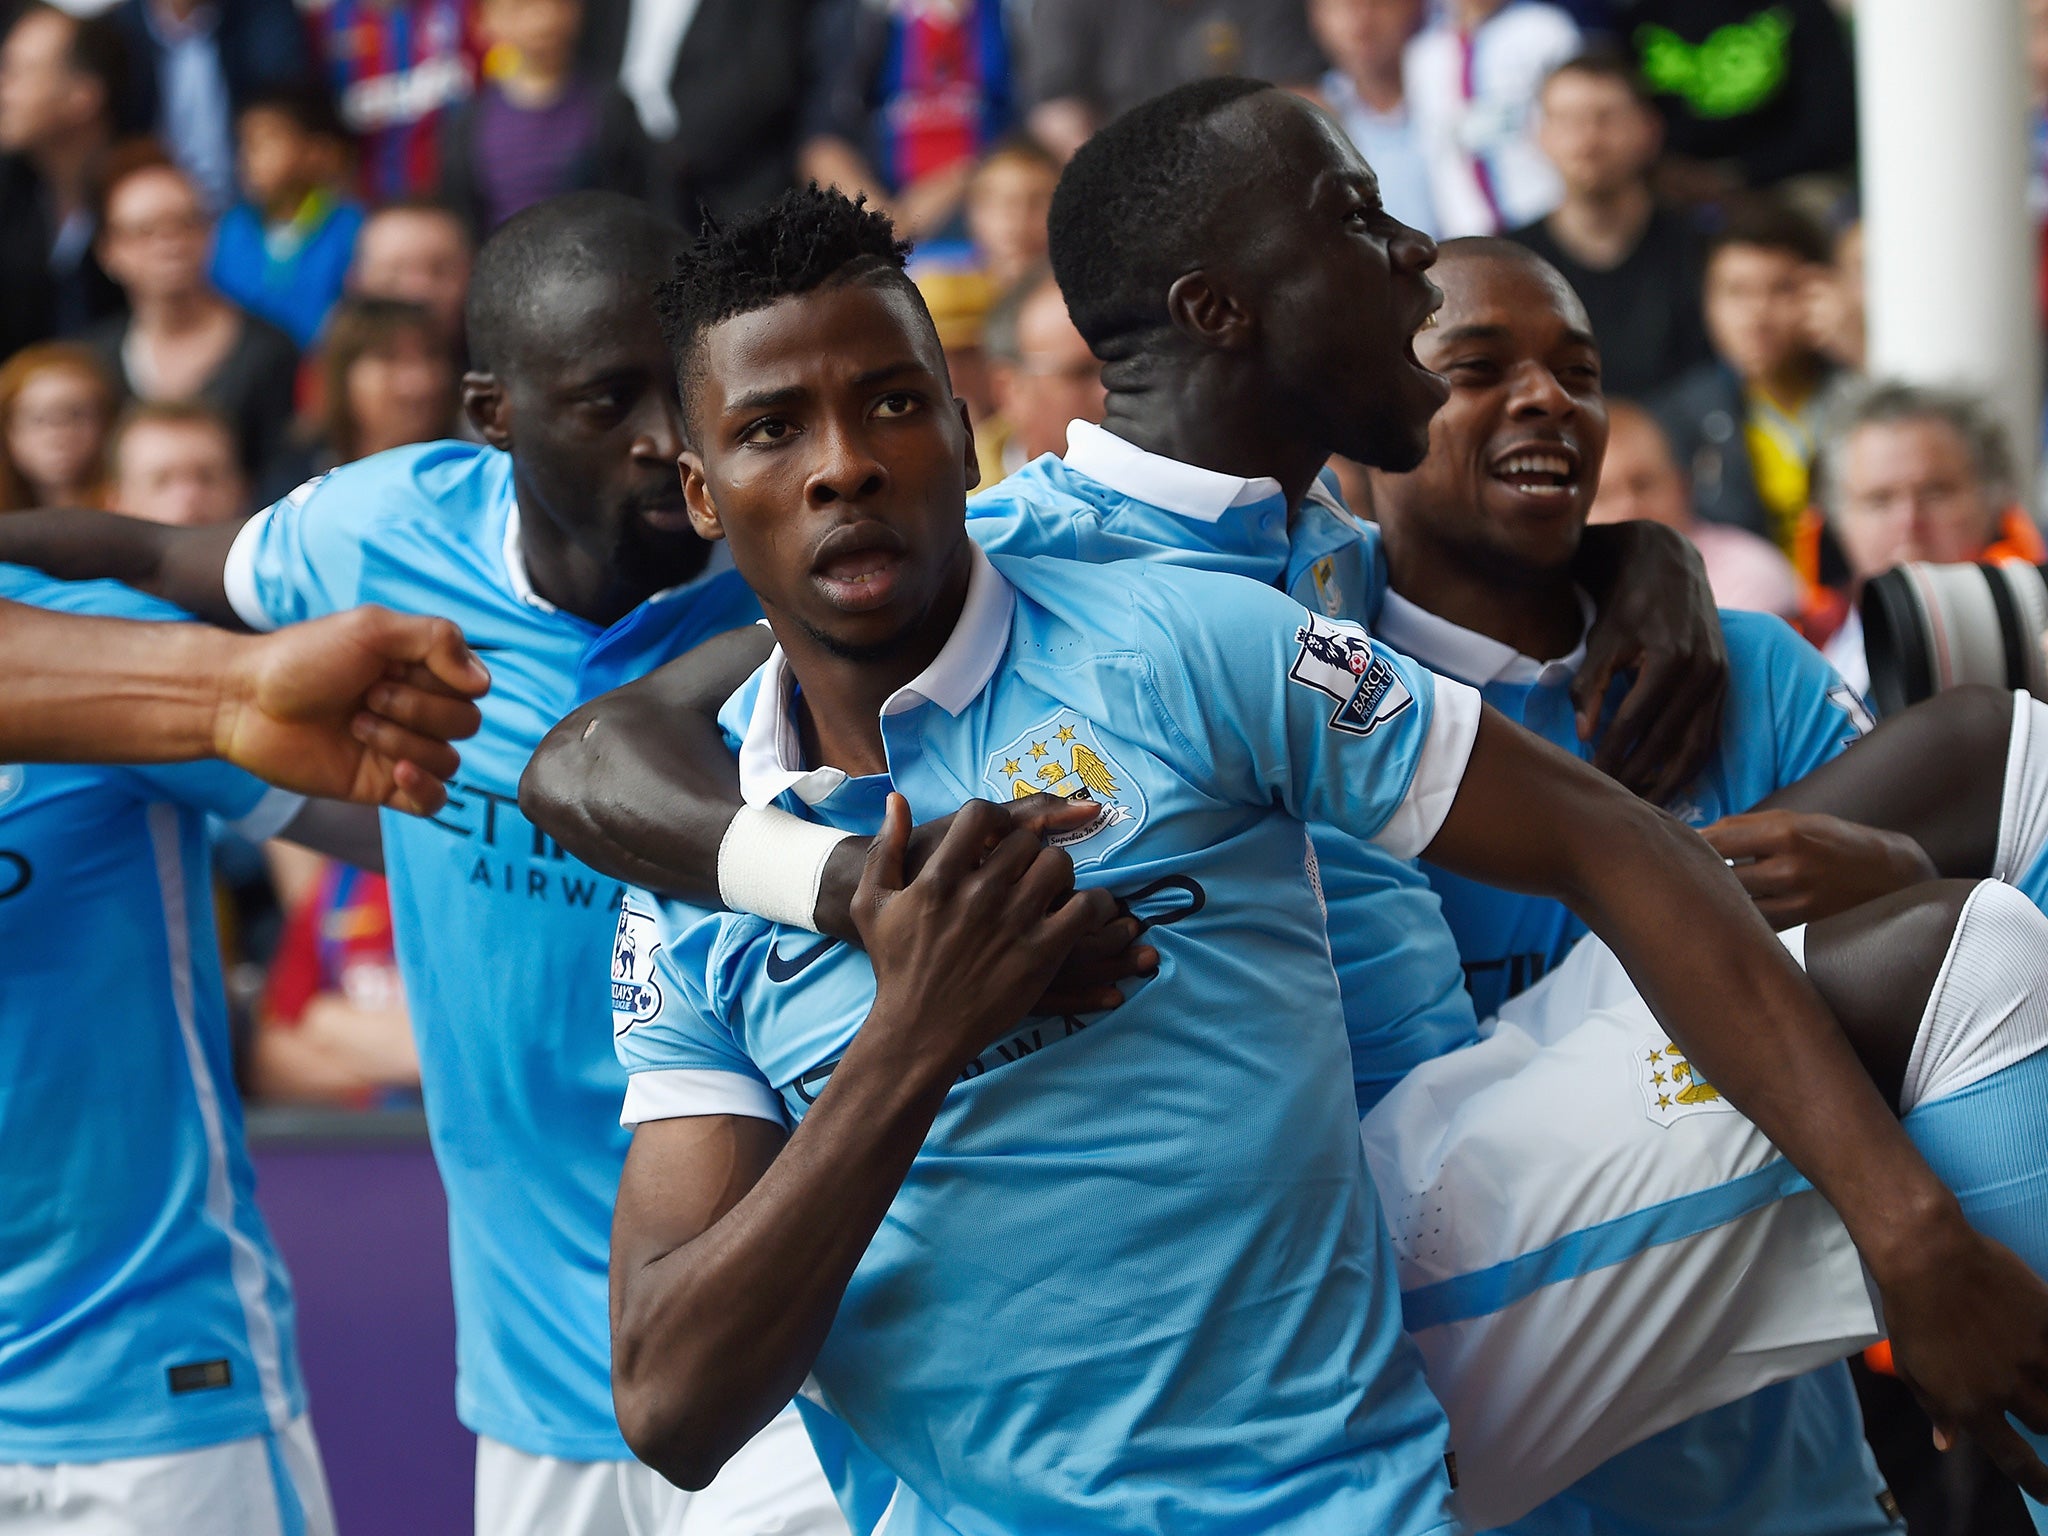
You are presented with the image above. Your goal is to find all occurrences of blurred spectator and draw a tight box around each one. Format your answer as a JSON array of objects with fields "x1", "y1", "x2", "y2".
[
  {"x1": 440, "y1": 0, "x2": 645, "y2": 239},
  {"x1": 1802, "y1": 215, "x2": 1863, "y2": 375},
  {"x1": 1591, "y1": 398, "x2": 1803, "y2": 620},
  {"x1": 962, "y1": 135, "x2": 1054, "y2": 289},
  {"x1": 917, "y1": 266, "x2": 996, "y2": 423},
  {"x1": 109, "y1": 0, "x2": 311, "y2": 209},
  {"x1": 1506, "y1": 49, "x2": 1709, "y2": 399},
  {"x1": 1021, "y1": 0, "x2": 1325, "y2": 162},
  {"x1": 0, "y1": 4, "x2": 126, "y2": 358},
  {"x1": 210, "y1": 83, "x2": 365, "y2": 347},
  {"x1": 303, "y1": 0, "x2": 480, "y2": 202},
  {"x1": 1310, "y1": 0, "x2": 1433, "y2": 234},
  {"x1": 346, "y1": 197, "x2": 472, "y2": 344},
  {"x1": 250, "y1": 862, "x2": 419, "y2": 1107},
  {"x1": 799, "y1": 0, "x2": 1014, "y2": 244},
  {"x1": 1649, "y1": 197, "x2": 1837, "y2": 555},
  {"x1": 0, "y1": 341, "x2": 114, "y2": 510},
  {"x1": 1403, "y1": 0, "x2": 1578, "y2": 236},
  {"x1": 272, "y1": 295, "x2": 456, "y2": 492},
  {"x1": 594, "y1": 0, "x2": 809, "y2": 227},
  {"x1": 83, "y1": 143, "x2": 299, "y2": 483},
  {"x1": 1816, "y1": 382, "x2": 2046, "y2": 695},
  {"x1": 1626, "y1": 0, "x2": 1855, "y2": 199},
  {"x1": 978, "y1": 265, "x2": 1102, "y2": 479},
  {"x1": 107, "y1": 398, "x2": 246, "y2": 524}
]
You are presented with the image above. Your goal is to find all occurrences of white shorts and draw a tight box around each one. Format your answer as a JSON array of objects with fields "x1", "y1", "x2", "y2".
[
  {"x1": 476, "y1": 1404, "x2": 849, "y2": 1536},
  {"x1": 0, "y1": 1415, "x2": 334, "y2": 1536},
  {"x1": 1361, "y1": 931, "x2": 1883, "y2": 1529}
]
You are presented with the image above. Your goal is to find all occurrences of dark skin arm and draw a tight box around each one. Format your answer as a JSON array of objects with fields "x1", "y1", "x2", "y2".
[
  {"x1": 1426, "y1": 707, "x2": 2048, "y2": 1495},
  {"x1": 0, "y1": 508, "x2": 245, "y2": 626},
  {"x1": 1571, "y1": 519, "x2": 1730, "y2": 803},
  {"x1": 1699, "y1": 685, "x2": 2015, "y2": 927},
  {"x1": 610, "y1": 797, "x2": 1114, "y2": 1487},
  {"x1": 521, "y1": 632, "x2": 1155, "y2": 1014},
  {"x1": 526, "y1": 518, "x2": 1729, "y2": 921}
]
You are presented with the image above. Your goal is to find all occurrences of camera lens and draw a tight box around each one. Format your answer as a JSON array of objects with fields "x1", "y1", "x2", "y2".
[{"x1": 1862, "y1": 560, "x2": 2048, "y2": 715}]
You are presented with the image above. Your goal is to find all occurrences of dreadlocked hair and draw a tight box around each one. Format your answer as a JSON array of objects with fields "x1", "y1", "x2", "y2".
[{"x1": 658, "y1": 185, "x2": 923, "y2": 414}]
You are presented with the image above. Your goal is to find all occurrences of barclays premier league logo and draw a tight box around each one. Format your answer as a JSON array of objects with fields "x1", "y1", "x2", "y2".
[
  {"x1": 983, "y1": 714, "x2": 1145, "y2": 870},
  {"x1": 610, "y1": 902, "x2": 664, "y2": 1036},
  {"x1": 1288, "y1": 614, "x2": 1413, "y2": 737},
  {"x1": 0, "y1": 765, "x2": 22, "y2": 810}
]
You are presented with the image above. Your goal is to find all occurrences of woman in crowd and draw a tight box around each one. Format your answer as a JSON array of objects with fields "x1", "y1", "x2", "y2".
[
  {"x1": 0, "y1": 344, "x2": 115, "y2": 513},
  {"x1": 83, "y1": 143, "x2": 301, "y2": 491}
]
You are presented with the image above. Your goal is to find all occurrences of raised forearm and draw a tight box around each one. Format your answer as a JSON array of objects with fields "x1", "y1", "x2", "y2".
[
  {"x1": 0, "y1": 509, "x2": 239, "y2": 623},
  {"x1": 1566, "y1": 800, "x2": 1960, "y2": 1277},
  {"x1": 2, "y1": 606, "x2": 244, "y2": 762},
  {"x1": 1755, "y1": 685, "x2": 2012, "y2": 878},
  {"x1": 613, "y1": 1023, "x2": 954, "y2": 1487},
  {"x1": 522, "y1": 628, "x2": 774, "y2": 904}
]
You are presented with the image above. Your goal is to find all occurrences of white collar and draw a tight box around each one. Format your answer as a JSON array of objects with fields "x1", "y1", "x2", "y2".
[
  {"x1": 1375, "y1": 586, "x2": 1595, "y2": 687},
  {"x1": 502, "y1": 498, "x2": 556, "y2": 614},
  {"x1": 737, "y1": 543, "x2": 1016, "y2": 806},
  {"x1": 1062, "y1": 420, "x2": 1285, "y2": 523}
]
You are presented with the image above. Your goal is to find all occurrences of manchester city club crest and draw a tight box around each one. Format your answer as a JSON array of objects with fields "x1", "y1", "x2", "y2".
[
  {"x1": 982, "y1": 714, "x2": 1146, "y2": 870},
  {"x1": 0, "y1": 765, "x2": 21, "y2": 810},
  {"x1": 1636, "y1": 1040, "x2": 1733, "y2": 1127},
  {"x1": 610, "y1": 903, "x2": 664, "y2": 1036},
  {"x1": 1287, "y1": 613, "x2": 1414, "y2": 737}
]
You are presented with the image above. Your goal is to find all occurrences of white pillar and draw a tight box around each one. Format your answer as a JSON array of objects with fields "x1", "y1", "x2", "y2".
[{"x1": 1856, "y1": 0, "x2": 2040, "y2": 495}]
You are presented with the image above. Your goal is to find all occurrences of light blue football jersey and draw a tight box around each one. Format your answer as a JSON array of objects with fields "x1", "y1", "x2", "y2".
[
  {"x1": 1385, "y1": 598, "x2": 1874, "y2": 1021},
  {"x1": 1376, "y1": 592, "x2": 1893, "y2": 1536},
  {"x1": 222, "y1": 441, "x2": 760, "y2": 1458},
  {"x1": 968, "y1": 426, "x2": 1479, "y2": 1112},
  {"x1": 962, "y1": 427, "x2": 1891, "y2": 1536},
  {"x1": 0, "y1": 566, "x2": 308, "y2": 1462},
  {"x1": 615, "y1": 547, "x2": 1475, "y2": 1536}
]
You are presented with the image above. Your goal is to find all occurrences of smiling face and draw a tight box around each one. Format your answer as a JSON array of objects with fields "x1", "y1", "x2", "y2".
[
  {"x1": 1370, "y1": 244, "x2": 1606, "y2": 580},
  {"x1": 1212, "y1": 91, "x2": 1448, "y2": 473},
  {"x1": 680, "y1": 276, "x2": 978, "y2": 664}
]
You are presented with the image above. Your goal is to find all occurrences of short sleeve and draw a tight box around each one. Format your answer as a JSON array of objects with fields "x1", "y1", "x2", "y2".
[
  {"x1": 221, "y1": 468, "x2": 374, "y2": 631},
  {"x1": 120, "y1": 756, "x2": 304, "y2": 837},
  {"x1": 611, "y1": 892, "x2": 784, "y2": 1128},
  {"x1": 1131, "y1": 566, "x2": 1481, "y2": 856},
  {"x1": 1744, "y1": 612, "x2": 1873, "y2": 790}
]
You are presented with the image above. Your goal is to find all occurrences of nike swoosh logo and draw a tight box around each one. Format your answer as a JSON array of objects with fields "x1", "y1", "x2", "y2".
[{"x1": 765, "y1": 935, "x2": 836, "y2": 982}]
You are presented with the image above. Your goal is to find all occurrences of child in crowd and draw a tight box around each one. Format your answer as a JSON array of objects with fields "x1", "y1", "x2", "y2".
[
  {"x1": 211, "y1": 85, "x2": 367, "y2": 349},
  {"x1": 107, "y1": 401, "x2": 248, "y2": 528},
  {"x1": 439, "y1": 0, "x2": 646, "y2": 238},
  {"x1": 1404, "y1": 0, "x2": 1579, "y2": 235},
  {"x1": 961, "y1": 136, "x2": 1057, "y2": 290},
  {"x1": 0, "y1": 343, "x2": 114, "y2": 512}
]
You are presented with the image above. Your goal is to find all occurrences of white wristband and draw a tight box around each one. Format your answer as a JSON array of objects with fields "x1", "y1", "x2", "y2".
[{"x1": 716, "y1": 805, "x2": 856, "y2": 932}]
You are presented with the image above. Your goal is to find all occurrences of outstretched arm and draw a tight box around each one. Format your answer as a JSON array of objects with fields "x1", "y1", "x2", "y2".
[
  {"x1": 1698, "y1": 686, "x2": 2014, "y2": 926},
  {"x1": 610, "y1": 799, "x2": 1112, "y2": 1487},
  {"x1": 1425, "y1": 706, "x2": 2048, "y2": 1498},
  {"x1": 0, "y1": 508, "x2": 245, "y2": 626},
  {"x1": 2, "y1": 600, "x2": 487, "y2": 813}
]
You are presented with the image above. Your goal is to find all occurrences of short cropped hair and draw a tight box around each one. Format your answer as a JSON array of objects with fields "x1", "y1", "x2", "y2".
[
  {"x1": 240, "y1": 80, "x2": 353, "y2": 147},
  {"x1": 1816, "y1": 380, "x2": 2017, "y2": 522},
  {"x1": 1542, "y1": 46, "x2": 1655, "y2": 109},
  {"x1": 109, "y1": 399, "x2": 239, "y2": 478},
  {"x1": 1048, "y1": 76, "x2": 1274, "y2": 357},
  {"x1": 655, "y1": 183, "x2": 927, "y2": 416},
  {"x1": 1706, "y1": 195, "x2": 1830, "y2": 268},
  {"x1": 465, "y1": 190, "x2": 679, "y2": 376}
]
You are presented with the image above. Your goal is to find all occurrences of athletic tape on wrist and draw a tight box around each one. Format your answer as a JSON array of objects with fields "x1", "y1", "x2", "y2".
[{"x1": 717, "y1": 805, "x2": 855, "y2": 932}]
